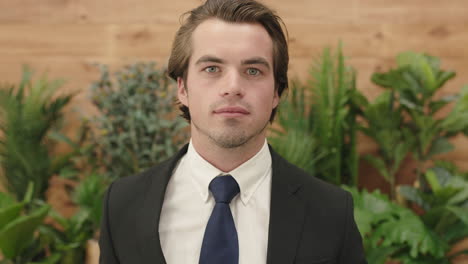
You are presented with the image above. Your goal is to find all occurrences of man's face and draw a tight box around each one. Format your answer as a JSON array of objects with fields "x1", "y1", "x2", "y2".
[{"x1": 177, "y1": 18, "x2": 279, "y2": 149}]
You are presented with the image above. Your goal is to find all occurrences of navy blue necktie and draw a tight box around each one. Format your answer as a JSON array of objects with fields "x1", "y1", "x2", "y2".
[{"x1": 199, "y1": 175, "x2": 240, "y2": 264}]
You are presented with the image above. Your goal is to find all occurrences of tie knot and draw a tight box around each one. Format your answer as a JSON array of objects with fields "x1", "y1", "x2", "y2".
[{"x1": 209, "y1": 175, "x2": 240, "y2": 204}]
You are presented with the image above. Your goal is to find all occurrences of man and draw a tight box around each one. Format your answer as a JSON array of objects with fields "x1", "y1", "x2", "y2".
[{"x1": 99, "y1": 0, "x2": 367, "y2": 263}]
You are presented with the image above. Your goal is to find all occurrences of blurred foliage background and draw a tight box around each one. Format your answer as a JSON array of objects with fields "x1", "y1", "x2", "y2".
[
  {"x1": 1, "y1": 0, "x2": 468, "y2": 263},
  {"x1": 2, "y1": 48, "x2": 468, "y2": 264}
]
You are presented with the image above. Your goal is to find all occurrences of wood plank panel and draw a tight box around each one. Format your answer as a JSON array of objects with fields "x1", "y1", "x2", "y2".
[
  {"x1": 379, "y1": 23, "x2": 468, "y2": 59},
  {"x1": 287, "y1": 22, "x2": 385, "y2": 58},
  {"x1": 0, "y1": 0, "x2": 202, "y2": 23},
  {"x1": 287, "y1": 22, "x2": 468, "y2": 59},
  {"x1": 0, "y1": 24, "x2": 177, "y2": 58},
  {"x1": 76, "y1": 0, "x2": 201, "y2": 24},
  {"x1": 4, "y1": 0, "x2": 467, "y2": 24},
  {"x1": 354, "y1": 0, "x2": 468, "y2": 24},
  {"x1": 266, "y1": 0, "x2": 468, "y2": 24},
  {"x1": 3, "y1": 22, "x2": 465, "y2": 61},
  {"x1": 0, "y1": 0, "x2": 79, "y2": 23},
  {"x1": 0, "y1": 24, "x2": 111, "y2": 57},
  {"x1": 264, "y1": 0, "x2": 358, "y2": 24}
]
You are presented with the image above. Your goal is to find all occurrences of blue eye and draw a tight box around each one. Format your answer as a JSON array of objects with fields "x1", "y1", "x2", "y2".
[
  {"x1": 247, "y1": 68, "x2": 260, "y2": 76},
  {"x1": 205, "y1": 66, "x2": 218, "y2": 73}
]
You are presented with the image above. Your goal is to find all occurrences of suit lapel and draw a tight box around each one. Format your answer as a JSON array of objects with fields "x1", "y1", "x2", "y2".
[
  {"x1": 266, "y1": 147, "x2": 307, "y2": 264},
  {"x1": 133, "y1": 144, "x2": 306, "y2": 263},
  {"x1": 136, "y1": 144, "x2": 189, "y2": 263}
]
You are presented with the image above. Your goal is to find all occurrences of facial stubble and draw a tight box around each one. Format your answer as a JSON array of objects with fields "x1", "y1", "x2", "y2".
[
  {"x1": 193, "y1": 116, "x2": 269, "y2": 149},
  {"x1": 184, "y1": 86, "x2": 271, "y2": 149}
]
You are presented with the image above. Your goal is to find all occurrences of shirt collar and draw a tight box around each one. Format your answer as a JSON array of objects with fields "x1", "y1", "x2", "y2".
[{"x1": 187, "y1": 139, "x2": 272, "y2": 205}]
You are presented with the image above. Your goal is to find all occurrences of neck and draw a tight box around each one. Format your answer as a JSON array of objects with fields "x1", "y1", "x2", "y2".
[{"x1": 191, "y1": 130, "x2": 266, "y2": 172}]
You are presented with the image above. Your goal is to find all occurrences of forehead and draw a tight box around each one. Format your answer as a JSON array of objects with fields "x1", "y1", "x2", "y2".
[{"x1": 189, "y1": 18, "x2": 273, "y2": 64}]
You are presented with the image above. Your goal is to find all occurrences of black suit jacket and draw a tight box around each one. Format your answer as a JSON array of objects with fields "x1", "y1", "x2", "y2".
[{"x1": 99, "y1": 144, "x2": 367, "y2": 264}]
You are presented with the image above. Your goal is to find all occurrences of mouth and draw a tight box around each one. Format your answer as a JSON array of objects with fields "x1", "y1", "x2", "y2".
[{"x1": 213, "y1": 106, "x2": 250, "y2": 117}]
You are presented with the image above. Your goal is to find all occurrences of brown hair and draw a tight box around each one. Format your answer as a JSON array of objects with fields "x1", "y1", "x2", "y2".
[{"x1": 168, "y1": 0, "x2": 289, "y2": 122}]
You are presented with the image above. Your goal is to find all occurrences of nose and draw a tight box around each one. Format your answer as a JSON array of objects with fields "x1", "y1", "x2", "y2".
[{"x1": 219, "y1": 70, "x2": 244, "y2": 98}]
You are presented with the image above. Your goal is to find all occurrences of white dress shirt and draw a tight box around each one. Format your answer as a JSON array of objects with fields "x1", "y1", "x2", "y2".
[{"x1": 159, "y1": 139, "x2": 272, "y2": 263}]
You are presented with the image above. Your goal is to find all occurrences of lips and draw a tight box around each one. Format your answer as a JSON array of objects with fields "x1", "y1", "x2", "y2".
[{"x1": 213, "y1": 106, "x2": 250, "y2": 115}]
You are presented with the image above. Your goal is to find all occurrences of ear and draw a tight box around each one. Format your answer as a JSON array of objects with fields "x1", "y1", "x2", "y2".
[
  {"x1": 177, "y1": 77, "x2": 188, "y2": 106},
  {"x1": 272, "y1": 89, "x2": 279, "y2": 109}
]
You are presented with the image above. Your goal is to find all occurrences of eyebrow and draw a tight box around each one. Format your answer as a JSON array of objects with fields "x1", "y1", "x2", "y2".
[
  {"x1": 241, "y1": 57, "x2": 271, "y2": 69},
  {"x1": 195, "y1": 55, "x2": 225, "y2": 65},
  {"x1": 194, "y1": 55, "x2": 271, "y2": 69}
]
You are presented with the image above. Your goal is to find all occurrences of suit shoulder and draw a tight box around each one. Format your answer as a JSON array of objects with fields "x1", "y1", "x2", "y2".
[
  {"x1": 111, "y1": 161, "x2": 161, "y2": 191},
  {"x1": 108, "y1": 144, "x2": 188, "y2": 198},
  {"x1": 285, "y1": 164, "x2": 355, "y2": 233},
  {"x1": 105, "y1": 157, "x2": 175, "y2": 208},
  {"x1": 273, "y1": 153, "x2": 351, "y2": 210}
]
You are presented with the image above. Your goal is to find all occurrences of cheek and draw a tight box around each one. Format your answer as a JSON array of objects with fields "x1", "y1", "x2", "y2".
[
  {"x1": 258, "y1": 83, "x2": 277, "y2": 109},
  {"x1": 186, "y1": 90, "x2": 211, "y2": 114}
]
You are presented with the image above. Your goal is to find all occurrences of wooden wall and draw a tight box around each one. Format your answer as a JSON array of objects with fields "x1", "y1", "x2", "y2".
[{"x1": 1, "y1": 0, "x2": 468, "y2": 187}]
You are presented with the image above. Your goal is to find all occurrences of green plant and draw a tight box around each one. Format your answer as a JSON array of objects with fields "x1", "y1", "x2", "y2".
[
  {"x1": 47, "y1": 119, "x2": 95, "y2": 181},
  {"x1": 38, "y1": 210, "x2": 93, "y2": 264},
  {"x1": 398, "y1": 166, "x2": 468, "y2": 262},
  {"x1": 270, "y1": 45, "x2": 361, "y2": 185},
  {"x1": 358, "y1": 91, "x2": 414, "y2": 199},
  {"x1": 0, "y1": 184, "x2": 50, "y2": 264},
  {"x1": 72, "y1": 173, "x2": 107, "y2": 231},
  {"x1": 346, "y1": 186, "x2": 448, "y2": 264},
  {"x1": 347, "y1": 163, "x2": 468, "y2": 264},
  {"x1": 371, "y1": 51, "x2": 468, "y2": 179},
  {"x1": 0, "y1": 66, "x2": 74, "y2": 200},
  {"x1": 269, "y1": 80, "x2": 326, "y2": 175},
  {"x1": 37, "y1": 173, "x2": 107, "y2": 264},
  {"x1": 90, "y1": 62, "x2": 188, "y2": 179}
]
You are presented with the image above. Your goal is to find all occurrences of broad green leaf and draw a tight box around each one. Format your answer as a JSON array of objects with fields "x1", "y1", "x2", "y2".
[
  {"x1": 396, "y1": 254, "x2": 448, "y2": 264},
  {"x1": 426, "y1": 137, "x2": 454, "y2": 159},
  {"x1": 431, "y1": 167, "x2": 453, "y2": 187},
  {"x1": 397, "y1": 51, "x2": 437, "y2": 94},
  {"x1": 447, "y1": 206, "x2": 468, "y2": 227},
  {"x1": 432, "y1": 187, "x2": 461, "y2": 206},
  {"x1": 366, "y1": 246, "x2": 402, "y2": 264},
  {"x1": 23, "y1": 182, "x2": 34, "y2": 204},
  {"x1": 360, "y1": 189, "x2": 395, "y2": 215},
  {"x1": 0, "y1": 205, "x2": 49, "y2": 259},
  {"x1": 354, "y1": 207, "x2": 373, "y2": 235},
  {"x1": 399, "y1": 185, "x2": 428, "y2": 210},
  {"x1": 441, "y1": 86, "x2": 468, "y2": 134},
  {"x1": 435, "y1": 71, "x2": 456, "y2": 90},
  {"x1": 400, "y1": 97, "x2": 423, "y2": 112},
  {"x1": 371, "y1": 69, "x2": 405, "y2": 90},
  {"x1": 444, "y1": 220, "x2": 468, "y2": 242},
  {"x1": 0, "y1": 192, "x2": 15, "y2": 208},
  {"x1": 425, "y1": 170, "x2": 442, "y2": 192},
  {"x1": 349, "y1": 88, "x2": 369, "y2": 108},
  {"x1": 373, "y1": 211, "x2": 446, "y2": 258},
  {"x1": 0, "y1": 203, "x2": 24, "y2": 230},
  {"x1": 448, "y1": 187, "x2": 468, "y2": 205}
]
